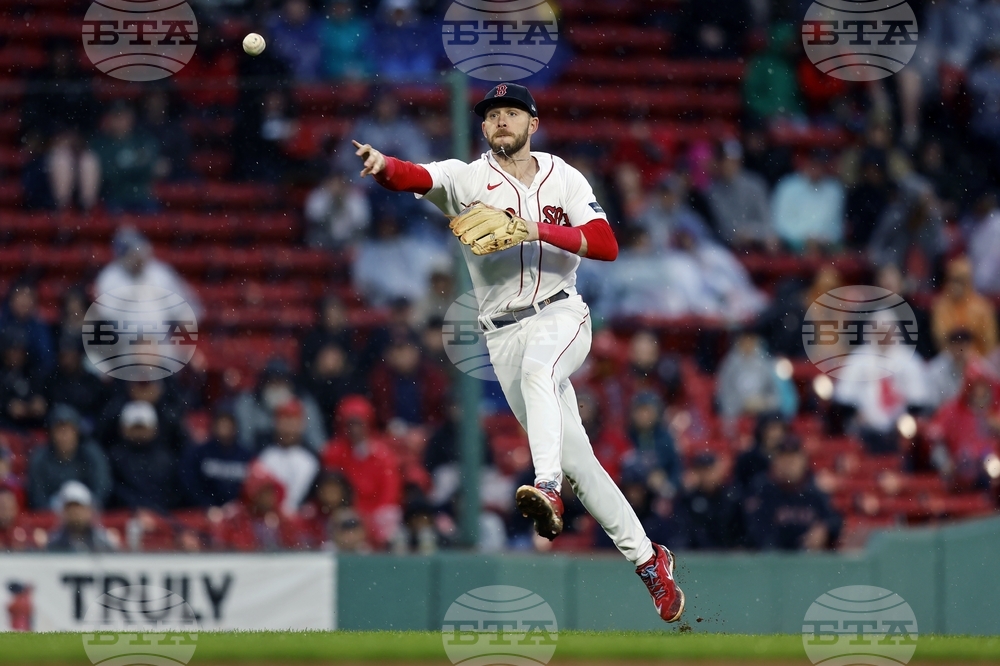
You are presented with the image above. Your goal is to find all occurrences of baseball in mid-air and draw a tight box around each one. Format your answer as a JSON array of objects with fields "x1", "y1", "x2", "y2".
[{"x1": 243, "y1": 33, "x2": 266, "y2": 56}]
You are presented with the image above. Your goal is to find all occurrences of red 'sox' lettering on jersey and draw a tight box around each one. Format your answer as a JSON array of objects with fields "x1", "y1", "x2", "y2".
[{"x1": 542, "y1": 205, "x2": 569, "y2": 226}]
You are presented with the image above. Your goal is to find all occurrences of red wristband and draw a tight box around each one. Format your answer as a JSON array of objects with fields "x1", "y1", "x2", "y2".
[
  {"x1": 536, "y1": 222, "x2": 583, "y2": 254},
  {"x1": 373, "y1": 156, "x2": 433, "y2": 194}
]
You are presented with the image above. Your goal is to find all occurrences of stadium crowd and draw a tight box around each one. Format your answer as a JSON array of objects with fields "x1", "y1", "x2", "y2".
[{"x1": 3, "y1": 0, "x2": 1000, "y2": 553}]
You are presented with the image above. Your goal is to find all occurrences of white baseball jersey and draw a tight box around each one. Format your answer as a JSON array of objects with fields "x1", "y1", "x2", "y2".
[
  {"x1": 418, "y1": 151, "x2": 608, "y2": 317},
  {"x1": 419, "y1": 150, "x2": 654, "y2": 567}
]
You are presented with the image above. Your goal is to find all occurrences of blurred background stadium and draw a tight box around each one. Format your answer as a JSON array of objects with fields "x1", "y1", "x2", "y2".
[{"x1": 1, "y1": 0, "x2": 1000, "y2": 640}]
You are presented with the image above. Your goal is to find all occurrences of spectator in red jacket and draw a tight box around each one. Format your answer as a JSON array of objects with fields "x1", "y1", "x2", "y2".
[
  {"x1": 218, "y1": 462, "x2": 310, "y2": 551},
  {"x1": 927, "y1": 359, "x2": 1000, "y2": 490},
  {"x1": 321, "y1": 395, "x2": 402, "y2": 547},
  {"x1": 368, "y1": 333, "x2": 448, "y2": 429}
]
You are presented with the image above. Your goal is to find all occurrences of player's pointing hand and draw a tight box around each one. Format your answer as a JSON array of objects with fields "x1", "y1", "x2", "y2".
[{"x1": 352, "y1": 140, "x2": 386, "y2": 178}]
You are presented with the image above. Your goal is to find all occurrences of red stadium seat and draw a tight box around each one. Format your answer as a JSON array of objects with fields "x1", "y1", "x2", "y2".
[
  {"x1": 19, "y1": 511, "x2": 60, "y2": 534},
  {"x1": 182, "y1": 116, "x2": 235, "y2": 141},
  {"x1": 203, "y1": 336, "x2": 300, "y2": 373},
  {"x1": 559, "y1": 0, "x2": 648, "y2": 21},
  {"x1": 0, "y1": 110, "x2": 19, "y2": 139},
  {"x1": 535, "y1": 86, "x2": 741, "y2": 117},
  {"x1": 189, "y1": 150, "x2": 233, "y2": 180},
  {"x1": 0, "y1": 181, "x2": 22, "y2": 206},
  {"x1": 838, "y1": 515, "x2": 897, "y2": 549},
  {"x1": 293, "y1": 82, "x2": 370, "y2": 115},
  {"x1": 0, "y1": 148, "x2": 28, "y2": 171},
  {"x1": 565, "y1": 57, "x2": 745, "y2": 84},
  {"x1": 201, "y1": 305, "x2": 316, "y2": 331},
  {"x1": 0, "y1": 45, "x2": 46, "y2": 72},
  {"x1": 565, "y1": 25, "x2": 672, "y2": 53},
  {"x1": 0, "y1": 16, "x2": 79, "y2": 41}
]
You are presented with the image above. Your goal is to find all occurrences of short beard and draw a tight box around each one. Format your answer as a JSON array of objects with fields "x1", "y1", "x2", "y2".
[{"x1": 489, "y1": 128, "x2": 529, "y2": 160}]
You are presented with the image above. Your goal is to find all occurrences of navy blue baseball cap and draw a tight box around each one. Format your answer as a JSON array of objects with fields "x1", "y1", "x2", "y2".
[{"x1": 474, "y1": 83, "x2": 538, "y2": 118}]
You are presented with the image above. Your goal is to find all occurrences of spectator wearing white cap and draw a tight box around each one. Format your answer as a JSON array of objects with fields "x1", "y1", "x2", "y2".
[
  {"x1": 47, "y1": 481, "x2": 117, "y2": 553},
  {"x1": 107, "y1": 401, "x2": 179, "y2": 511}
]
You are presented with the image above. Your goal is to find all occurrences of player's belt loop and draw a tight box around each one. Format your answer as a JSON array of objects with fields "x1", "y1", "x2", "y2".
[{"x1": 478, "y1": 314, "x2": 498, "y2": 333}]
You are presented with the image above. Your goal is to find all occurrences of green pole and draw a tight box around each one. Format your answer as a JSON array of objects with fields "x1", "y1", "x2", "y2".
[{"x1": 449, "y1": 70, "x2": 481, "y2": 548}]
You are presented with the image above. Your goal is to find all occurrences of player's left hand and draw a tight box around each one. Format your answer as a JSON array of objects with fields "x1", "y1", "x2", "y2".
[{"x1": 450, "y1": 202, "x2": 531, "y2": 255}]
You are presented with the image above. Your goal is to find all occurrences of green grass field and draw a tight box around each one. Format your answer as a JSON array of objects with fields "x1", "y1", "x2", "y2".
[{"x1": 1, "y1": 632, "x2": 999, "y2": 664}]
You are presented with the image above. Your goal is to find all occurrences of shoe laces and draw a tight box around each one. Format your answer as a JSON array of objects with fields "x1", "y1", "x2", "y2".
[
  {"x1": 639, "y1": 560, "x2": 667, "y2": 602},
  {"x1": 537, "y1": 480, "x2": 559, "y2": 495}
]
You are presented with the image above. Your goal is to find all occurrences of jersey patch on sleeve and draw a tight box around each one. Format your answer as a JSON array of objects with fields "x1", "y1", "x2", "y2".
[{"x1": 589, "y1": 202, "x2": 605, "y2": 215}]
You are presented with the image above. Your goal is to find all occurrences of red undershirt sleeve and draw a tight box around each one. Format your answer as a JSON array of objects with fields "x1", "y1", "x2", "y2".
[
  {"x1": 536, "y1": 219, "x2": 618, "y2": 261},
  {"x1": 372, "y1": 156, "x2": 433, "y2": 195}
]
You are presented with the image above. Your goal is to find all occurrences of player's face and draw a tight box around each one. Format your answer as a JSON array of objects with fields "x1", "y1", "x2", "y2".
[{"x1": 482, "y1": 106, "x2": 537, "y2": 155}]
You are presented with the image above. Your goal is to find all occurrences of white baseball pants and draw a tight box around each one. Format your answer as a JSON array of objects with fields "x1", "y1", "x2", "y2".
[{"x1": 482, "y1": 295, "x2": 655, "y2": 565}]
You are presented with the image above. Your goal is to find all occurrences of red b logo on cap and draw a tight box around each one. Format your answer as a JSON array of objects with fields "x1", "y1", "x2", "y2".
[{"x1": 495, "y1": 84, "x2": 508, "y2": 96}]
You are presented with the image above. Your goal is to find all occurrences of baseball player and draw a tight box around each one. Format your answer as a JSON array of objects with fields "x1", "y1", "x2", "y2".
[{"x1": 352, "y1": 83, "x2": 684, "y2": 623}]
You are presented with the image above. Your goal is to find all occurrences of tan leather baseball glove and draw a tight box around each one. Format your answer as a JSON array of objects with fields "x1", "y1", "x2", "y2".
[{"x1": 449, "y1": 201, "x2": 529, "y2": 256}]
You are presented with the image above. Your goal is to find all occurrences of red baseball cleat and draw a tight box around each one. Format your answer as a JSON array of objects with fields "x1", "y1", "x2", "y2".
[
  {"x1": 636, "y1": 544, "x2": 685, "y2": 623},
  {"x1": 515, "y1": 481, "x2": 564, "y2": 540}
]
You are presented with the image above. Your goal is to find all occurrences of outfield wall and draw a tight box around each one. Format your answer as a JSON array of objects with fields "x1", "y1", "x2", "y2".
[
  {"x1": 338, "y1": 516, "x2": 1000, "y2": 634},
  {"x1": 1, "y1": 517, "x2": 995, "y2": 633}
]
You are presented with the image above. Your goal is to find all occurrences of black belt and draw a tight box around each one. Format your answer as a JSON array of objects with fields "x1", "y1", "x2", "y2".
[{"x1": 488, "y1": 290, "x2": 570, "y2": 329}]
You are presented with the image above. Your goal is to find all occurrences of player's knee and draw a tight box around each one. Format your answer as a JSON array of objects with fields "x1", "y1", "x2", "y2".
[
  {"x1": 520, "y1": 363, "x2": 555, "y2": 393},
  {"x1": 520, "y1": 354, "x2": 554, "y2": 380}
]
